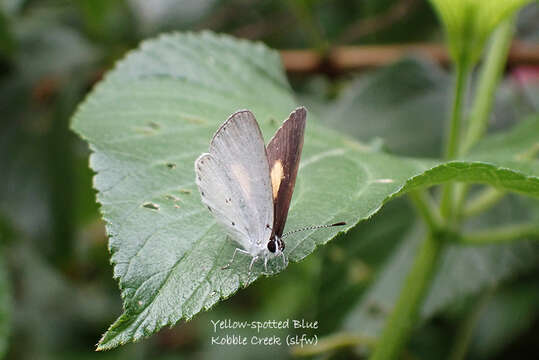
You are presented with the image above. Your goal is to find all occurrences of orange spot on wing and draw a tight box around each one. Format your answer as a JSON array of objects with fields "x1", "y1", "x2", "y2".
[{"x1": 271, "y1": 160, "x2": 284, "y2": 199}]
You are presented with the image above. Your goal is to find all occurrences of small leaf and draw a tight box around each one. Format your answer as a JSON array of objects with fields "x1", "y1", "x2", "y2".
[
  {"x1": 429, "y1": 0, "x2": 532, "y2": 68},
  {"x1": 71, "y1": 32, "x2": 539, "y2": 349}
]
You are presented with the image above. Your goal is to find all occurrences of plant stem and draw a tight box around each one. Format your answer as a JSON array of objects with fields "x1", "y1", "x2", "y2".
[
  {"x1": 408, "y1": 191, "x2": 443, "y2": 231},
  {"x1": 458, "y1": 223, "x2": 539, "y2": 245},
  {"x1": 367, "y1": 15, "x2": 517, "y2": 360},
  {"x1": 452, "y1": 18, "x2": 515, "y2": 218},
  {"x1": 462, "y1": 187, "x2": 505, "y2": 217},
  {"x1": 440, "y1": 63, "x2": 470, "y2": 220},
  {"x1": 444, "y1": 64, "x2": 468, "y2": 160},
  {"x1": 461, "y1": 17, "x2": 516, "y2": 155},
  {"x1": 369, "y1": 233, "x2": 443, "y2": 360}
]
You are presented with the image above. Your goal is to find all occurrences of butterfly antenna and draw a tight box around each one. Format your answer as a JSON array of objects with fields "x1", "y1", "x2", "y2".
[{"x1": 281, "y1": 222, "x2": 346, "y2": 238}]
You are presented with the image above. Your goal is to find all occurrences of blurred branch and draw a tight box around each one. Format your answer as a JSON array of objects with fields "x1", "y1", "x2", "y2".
[
  {"x1": 509, "y1": 40, "x2": 539, "y2": 65},
  {"x1": 457, "y1": 223, "x2": 539, "y2": 245},
  {"x1": 408, "y1": 190, "x2": 443, "y2": 232},
  {"x1": 461, "y1": 187, "x2": 505, "y2": 218},
  {"x1": 280, "y1": 41, "x2": 539, "y2": 73},
  {"x1": 339, "y1": 0, "x2": 420, "y2": 44}
]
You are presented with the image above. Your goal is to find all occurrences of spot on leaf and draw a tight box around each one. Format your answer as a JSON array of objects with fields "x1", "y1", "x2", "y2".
[
  {"x1": 142, "y1": 202, "x2": 160, "y2": 210},
  {"x1": 165, "y1": 194, "x2": 180, "y2": 201}
]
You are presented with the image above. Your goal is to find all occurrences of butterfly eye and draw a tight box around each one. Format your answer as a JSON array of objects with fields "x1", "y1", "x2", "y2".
[{"x1": 267, "y1": 240, "x2": 277, "y2": 253}]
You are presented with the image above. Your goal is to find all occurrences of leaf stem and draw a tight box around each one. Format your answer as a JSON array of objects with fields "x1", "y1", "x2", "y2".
[
  {"x1": 461, "y1": 187, "x2": 505, "y2": 217},
  {"x1": 458, "y1": 223, "x2": 539, "y2": 245},
  {"x1": 408, "y1": 191, "x2": 443, "y2": 231},
  {"x1": 369, "y1": 233, "x2": 443, "y2": 360}
]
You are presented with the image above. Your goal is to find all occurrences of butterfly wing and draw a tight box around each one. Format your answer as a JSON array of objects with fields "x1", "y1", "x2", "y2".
[
  {"x1": 266, "y1": 107, "x2": 307, "y2": 238},
  {"x1": 195, "y1": 110, "x2": 274, "y2": 251}
]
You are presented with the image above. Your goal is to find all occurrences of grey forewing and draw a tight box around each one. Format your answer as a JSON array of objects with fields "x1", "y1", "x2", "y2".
[
  {"x1": 266, "y1": 107, "x2": 307, "y2": 238},
  {"x1": 195, "y1": 110, "x2": 274, "y2": 250}
]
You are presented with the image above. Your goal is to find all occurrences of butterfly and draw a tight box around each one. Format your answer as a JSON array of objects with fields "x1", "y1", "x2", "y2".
[{"x1": 195, "y1": 107, "x2": 345, "y2": 278}]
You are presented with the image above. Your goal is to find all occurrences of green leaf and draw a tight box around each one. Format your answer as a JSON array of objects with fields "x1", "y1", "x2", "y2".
[
  {"x1": 71, "y1": 32, "x2": 539, "y2": 349},
  {"x1": 322, "y1": 57, "x2": 449, "y2": 157},
  {"x1": 466, "y1": 113, "x2": 539, "y2": 164}
]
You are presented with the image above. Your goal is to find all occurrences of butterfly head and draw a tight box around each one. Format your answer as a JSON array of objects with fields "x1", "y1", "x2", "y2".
[{"x1": 266, "y1": 235, "x2": 285, "y2": 256}]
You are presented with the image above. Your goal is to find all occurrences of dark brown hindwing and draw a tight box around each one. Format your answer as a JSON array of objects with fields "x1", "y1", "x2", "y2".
[{"x1": 266, "y1": 107, "x2": 307, "y2": 238}]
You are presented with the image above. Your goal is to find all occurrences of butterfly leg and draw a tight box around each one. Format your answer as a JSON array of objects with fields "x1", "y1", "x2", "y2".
[
  {"x1": 222, "y1": 248, "x2": 250, "y2": 270},
  {"x1": 264, "y1": 257, "x2": 269, "y2": 273},
  {"x1": 281, "y1": 252, "x2": 287, "y2": 268},
  {"x1": 245, "y1": 256, "x2": 259, "y2": 286},
  {"x1": 248, "y1": 256, "x2": 259, "y2": 273}
]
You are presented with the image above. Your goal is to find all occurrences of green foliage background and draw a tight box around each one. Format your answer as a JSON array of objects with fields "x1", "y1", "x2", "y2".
[{"x1": 1, "y1": 1, "x2": 538, "y2": 359}]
